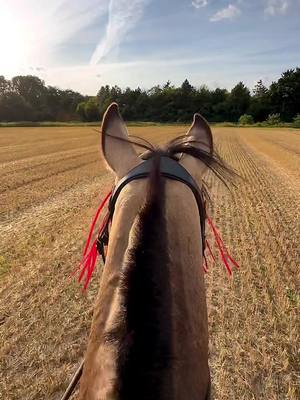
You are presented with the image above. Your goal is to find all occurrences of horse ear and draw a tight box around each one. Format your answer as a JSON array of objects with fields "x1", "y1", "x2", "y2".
[
  {"x1": 179, "y1": 113, "x2": 213, "y2": 179},
  {"x1": 186, "y1": 113, "x2": 213, "y2": 153},
  {"x1": 101, "y1": 103, "x2": 140, "y2": 179}
]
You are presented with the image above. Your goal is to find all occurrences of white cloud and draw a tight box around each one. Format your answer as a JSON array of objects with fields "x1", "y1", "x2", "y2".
[
  {"x1": 210, "y1": 4, "x2": 241, "y2": 22},
  {"x1": 90, "y1": 0, "x2": 149, "y2": 65},
  {"x1": 264, "y1": 0, "x2": 289, "y2": 15},
  {"x1": 192, "y1": 0, "x2": 208, "y2": 8}
]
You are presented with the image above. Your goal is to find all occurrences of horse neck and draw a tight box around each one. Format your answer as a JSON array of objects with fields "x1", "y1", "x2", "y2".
[
  {"x1": 165, "y1": 181, "x2": 210, "y2": 399},
  {"x1": 78, "y1": 180, "x2": 210, "y2": 400}
]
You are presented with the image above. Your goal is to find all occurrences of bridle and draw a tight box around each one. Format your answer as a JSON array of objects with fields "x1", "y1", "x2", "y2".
[
  {"x1": 60, "y1": 153, "x2": 207, "y2": 400},
  {"x1": 96, "y1": 153, "x2": 207, "y2": 263}
]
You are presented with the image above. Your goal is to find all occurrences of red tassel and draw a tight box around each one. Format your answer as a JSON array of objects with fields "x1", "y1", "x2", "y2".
[
  {"x1": 71, "y1": 191, "x2": 112, "y2": 290},
  {"x1": 207, "y1": 216, "x2": 240, "y2": 276},
  {"x1": 203, "y1": 254, "x2": 209, "y2": 273},
  {"x1": 78, "y1": 211, "x2": 110, "y2": 290},
  {"x1": 206, "y1": 239, "x2": 216, "y2": 262},
  {"x1": 83, "y1": 191, "x2": 112, "y2": 257},
  {"x1": 82, "y1": 242, "x2": 98, "y2": 291}
]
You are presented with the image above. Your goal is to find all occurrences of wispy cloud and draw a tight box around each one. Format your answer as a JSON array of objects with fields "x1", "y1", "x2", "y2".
[
  {"x1": 210, "y1": 4, "x2": 241, "y2": 22},
  {"x1": 192, "y1": 0, "x2": 208, "y2": 8},
  {"x1": 264, "y1": 0, "x2": 290, "y2": 15},
  {"x1": 90, "y1": 0, "x2": 149, "y2": 66}
]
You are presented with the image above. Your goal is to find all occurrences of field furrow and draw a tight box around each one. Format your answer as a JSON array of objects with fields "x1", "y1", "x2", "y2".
[
  {"x1": 0, "y1": 126, "x2": 299, "y2": 400},
  {"x1": 0, "y1": 145, "x2": 97, "y2": 177},
  {"x1": 206, "y1": 129, "x2": 299, "y2": 399}
]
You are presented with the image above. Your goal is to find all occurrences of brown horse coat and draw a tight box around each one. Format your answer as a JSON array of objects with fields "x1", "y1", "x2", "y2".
[{"x1": 78, "y1": 103, "x2": 214, "y2": 400}]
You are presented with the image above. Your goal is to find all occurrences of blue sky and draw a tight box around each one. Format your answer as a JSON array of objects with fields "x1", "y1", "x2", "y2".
[{"x1": 0, "y1": 0, "x2": 299, "y2": 94}]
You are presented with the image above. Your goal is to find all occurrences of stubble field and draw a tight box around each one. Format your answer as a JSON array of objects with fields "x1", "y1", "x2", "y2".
[{"x1": 0, "y1": 125, "x2": 299, "y2": 399}]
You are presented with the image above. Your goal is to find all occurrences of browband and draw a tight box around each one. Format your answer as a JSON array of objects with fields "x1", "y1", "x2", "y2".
[
  {"x1": 109, "y1": 156, "x2": 203, "y2": 214},
  {"x1": 96, "y1": 156, "x2": 206, "y2": 259}
]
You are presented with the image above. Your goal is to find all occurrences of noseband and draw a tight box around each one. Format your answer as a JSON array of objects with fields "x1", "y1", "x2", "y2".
[{"x1": 96, "y1": 154, "x2": 207, "y2": 263}]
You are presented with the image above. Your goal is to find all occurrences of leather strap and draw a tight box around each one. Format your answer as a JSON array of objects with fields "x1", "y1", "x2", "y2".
[{"x1": 108, "y1": 156, "x2": 206, "y2": 251}]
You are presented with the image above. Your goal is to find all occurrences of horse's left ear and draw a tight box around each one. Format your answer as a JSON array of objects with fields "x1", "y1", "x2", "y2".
[
  {"x1": 180, "y1": 113, "x2": 213, "y2": 179},
  {"x1": 101, "y1": 103, "x2": 140, "y2": 179}
]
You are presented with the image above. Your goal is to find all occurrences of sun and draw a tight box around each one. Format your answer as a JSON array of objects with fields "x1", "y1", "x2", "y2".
[{"x1": 0, "y1": 6, "x2": 28, "y2": 74}]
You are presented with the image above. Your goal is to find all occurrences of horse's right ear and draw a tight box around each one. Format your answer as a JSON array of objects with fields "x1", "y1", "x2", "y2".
[
  {"x1": 186, "y1": 113, "x2": 213, "y2": 154},
  {"x1": 179, "y1": 113, "x2": 214, "y2": 182},
  {"x1": 101, "y1": 103, "x2": 140, "y2": 179}
]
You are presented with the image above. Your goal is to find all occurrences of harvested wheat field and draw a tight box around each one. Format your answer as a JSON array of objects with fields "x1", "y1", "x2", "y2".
[{"x1": 0, "y1": 125, "x2": 299, "y2": 399}]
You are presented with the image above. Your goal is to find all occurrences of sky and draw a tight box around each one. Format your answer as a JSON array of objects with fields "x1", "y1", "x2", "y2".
[{"x1": 0, "y1": 0, "x2": 299, "y2": 94}]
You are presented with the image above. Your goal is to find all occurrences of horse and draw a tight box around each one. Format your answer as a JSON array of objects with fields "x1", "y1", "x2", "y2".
[{"x1": 78, "y1": 103, "x2": 231, "y2": 400}]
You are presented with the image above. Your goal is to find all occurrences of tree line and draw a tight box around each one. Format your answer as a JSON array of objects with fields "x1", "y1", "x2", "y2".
[
  {"x1": 0, "y1": 68, "x2": 299, "y2": 123},
  {"x1": 0, "y1": 75, "x2": 85, "y2": 121}
]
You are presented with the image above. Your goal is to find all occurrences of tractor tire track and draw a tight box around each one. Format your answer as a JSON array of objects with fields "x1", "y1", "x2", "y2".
[
  {"x1": 0, "y1": 146, "x2": 97, "y2": 177},
  {"x1": 0, "y1": 155, "x2": 100, "y2": 193}
]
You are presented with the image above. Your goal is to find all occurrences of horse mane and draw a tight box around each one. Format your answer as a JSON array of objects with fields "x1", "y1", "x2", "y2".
[{"x1": 111, "y1": 154, "x2": 173, "y2": 399}]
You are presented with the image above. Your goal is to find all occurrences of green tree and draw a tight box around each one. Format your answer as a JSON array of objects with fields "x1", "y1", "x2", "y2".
[
  {"x1": 211, "y1": 88, "x2": 229, "y2": 122},
  {"x1": 181, "y1": 79, "x2": 194, "y2": 94},
  {"x1": 228, "y1": 82, "x2": 251, "y2": 122},
  {"x1": 11, "y1": 75, "x2": 46, "y2": 119},
  {"x1": 253, "y1": 79, "x2": 268, "y2": 97},
  {"x1": 239, "y1": 114, "x2": 254, "y2": 125},
  {"x1": 0, "y1": 92, "x2": 34, "y2": 121},
  {"x1": 269, "y1": 68, "x2": 300, "y2": 121},
  {"x1": 1, "y1": 68, "x2": 299, "y2": 123},
  {"x1": 84, "y1": 98, "x2": 99, "y2": 121},
  {"x1": 292, "y1": 114, "x2": 300, "y2": 128},
  {"x1": 58, "y1": 89, "x2": 85, "y2": 121},
  {"x1": 76, "y1": 102, "x2": 87, "y2": 121},
  {"x1": 0, "y1": 76, "x2": 10, "y2": 96},
  {"x1": 249, "y1": 80, "x2": 271, "y2": 122},
  {"x1": 266, "y1": 113, "x2": 281, "y2": 125},
  {"x1": 194, "y1": 85, "x2": 212, "y2": 121}
]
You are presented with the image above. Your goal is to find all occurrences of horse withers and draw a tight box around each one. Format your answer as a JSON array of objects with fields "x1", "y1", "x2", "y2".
[{"x1": 78, "y1": 103, "x2": 229, "y2": 400}]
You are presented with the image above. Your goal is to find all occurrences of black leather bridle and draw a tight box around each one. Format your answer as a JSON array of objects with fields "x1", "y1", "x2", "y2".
[
  {"x1": 96, "y1": 154, "x2": 207, "y2": 263},
  {"x1": 61, "y1": 154, "x2": 207, "y2": 400}
]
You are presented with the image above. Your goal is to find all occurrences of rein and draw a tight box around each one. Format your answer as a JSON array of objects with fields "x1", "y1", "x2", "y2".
[{"x1": 61, "y1": 154, "x2": 240, "y2": 400}]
